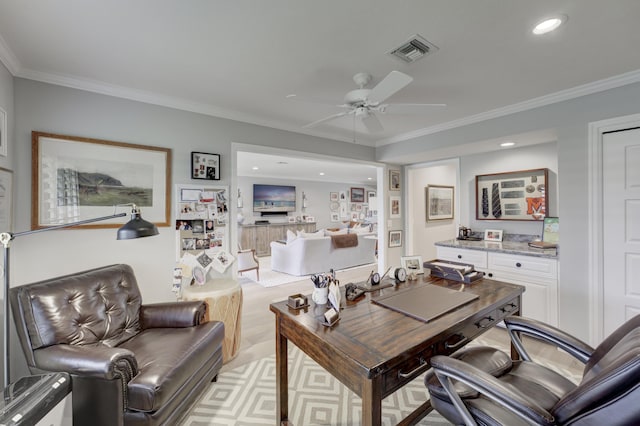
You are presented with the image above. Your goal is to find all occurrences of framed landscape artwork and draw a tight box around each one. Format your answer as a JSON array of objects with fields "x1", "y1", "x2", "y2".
[
  {"x1": 426, "y1": 185, "x2": 454, "y2": 221},
  {"x1": 31, "y1": 132, "x2": 171, "y2": 229}
]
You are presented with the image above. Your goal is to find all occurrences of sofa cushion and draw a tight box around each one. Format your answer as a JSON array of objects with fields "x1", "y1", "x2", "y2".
[
  {"x1": 298, "y1": 229, "x2": 325, "y2": 238},
  {"x1": 119, "y1": 321, "x2": 224, "y2": 412}
]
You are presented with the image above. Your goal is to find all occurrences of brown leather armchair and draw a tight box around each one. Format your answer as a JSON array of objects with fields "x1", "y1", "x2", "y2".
[
  {"x1": 425, "y1": 315, "x2": 640, "y2": 425},
  {"x1": 10, "y1": 264, "x2": 225, "y2": 426}
]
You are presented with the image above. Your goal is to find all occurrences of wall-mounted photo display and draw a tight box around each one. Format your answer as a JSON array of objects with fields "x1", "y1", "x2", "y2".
[
  {"x1": 176, "y1": 184, "x2": 228, "y2": 260},
  {"x1": 350, "y1": 187, "x2": 365, "y2": 202},
  {"x1": 389, "y1": 230, "x2": 403, "y2": 247},
  {"x1": 389, "y1": 196, "x2": 401, "y2": 218},
  {"x1": 426, "y1": 185, "x2": 454, "y2": 221},
  {"x1": 191, "y1": 152, "x2": 220, "y2": 180},
  {"x1": 475, "y1": 168, "x2": 548, "y2": 221}
]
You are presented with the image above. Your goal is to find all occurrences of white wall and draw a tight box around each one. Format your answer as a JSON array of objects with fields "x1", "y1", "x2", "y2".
[
  {"x1": 406, "y1": 161, "x2": 458, "y2": 261},
  {"x1": 238, "y1": 176, "x2": 376, "y2": 230},
  {"x1": 461, "y1": 142, "x2": 558, "y2": 237}
]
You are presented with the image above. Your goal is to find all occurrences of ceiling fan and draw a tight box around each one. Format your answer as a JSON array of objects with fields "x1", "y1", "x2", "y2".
[{"x1": 288, "y1": 70, "x2": 445, "y2": 133}]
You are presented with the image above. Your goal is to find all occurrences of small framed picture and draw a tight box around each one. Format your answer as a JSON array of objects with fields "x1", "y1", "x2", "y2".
[
  {"x1": 330, "y1": 192, "x2": 339, "y2": 201},
  {"x1": 389, "y1": 230, "x2": 403, "y2": 248},
  {"x1": 191, "y1": 151, "x2": 220, "y2": 180},
  {"x1": 389, "y1": 170, "x2": 401, "y2": 191},
  {"x1": 305, "y1": 216, "x2": 315, "y2": 223},
  {"x1": 401, "y1": 255, "x2": 424, "y2": 275},
  {"x1": 389, "y1": 196, "x2": 401, "y2": 219},
  {"x1": 350, "y1": 187, "x2": 365, "y2": 203},
  {"x1": 484, "y1": 229, "x2": 503, "y2": 242},
  {"x1": 288, "y1": 216, "x2": 296, "y2": 223},
  {"x1": 330, "y1": 212, "x2": 340, "y2": 222}
]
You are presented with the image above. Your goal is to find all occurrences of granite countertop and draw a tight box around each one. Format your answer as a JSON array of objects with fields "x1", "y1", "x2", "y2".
[{"x1": 435, "y1": 239, "x2": 558, "y2": 259}]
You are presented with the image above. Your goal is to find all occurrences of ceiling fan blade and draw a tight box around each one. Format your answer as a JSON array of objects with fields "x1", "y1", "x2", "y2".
[
  {"x1": 361, "y1": 112, "x2": 384, "y2": 133},
  {"x1": 367, "y1": 71, "x2": 413, "y2": 105},
  {"x1": 381, "y1": 103, "x2": 447, "y2": 114},
  {"x1": 302, "y1": 111, "x2": 351, "y2": 128}
]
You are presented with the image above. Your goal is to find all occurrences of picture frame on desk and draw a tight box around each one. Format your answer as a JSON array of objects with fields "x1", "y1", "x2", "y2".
[
  {"x1": 401, "y1": 255, "x2": 423, "y2": 275},
  {"x1": 484, "y1": 229, "x2": 503, "y2": 242},
  {"x1": 31, "y1": 131, "x2": 171, "y2": 229}
]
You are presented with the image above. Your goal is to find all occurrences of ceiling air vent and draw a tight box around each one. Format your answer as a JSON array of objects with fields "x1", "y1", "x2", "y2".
[{"x1": 388, "y1": 34, "x2": 438, "y2": 64}]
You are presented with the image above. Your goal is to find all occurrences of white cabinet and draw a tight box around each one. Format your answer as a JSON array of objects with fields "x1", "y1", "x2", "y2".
[
  {"x1": 436, "y1": 246, "x2": 488, "y2": 269},
  {"x1": 436, "y1": 246, "x2": 558, "y2": 326}
]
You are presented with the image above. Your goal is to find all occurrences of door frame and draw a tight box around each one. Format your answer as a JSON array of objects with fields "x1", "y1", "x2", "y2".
[{"x1": 588, "y1": 112, "x2": 640, "y2": 344}]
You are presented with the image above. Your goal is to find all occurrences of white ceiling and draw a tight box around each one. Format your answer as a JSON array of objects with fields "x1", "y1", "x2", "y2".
[
  {"x1": 1, "y1": 1, "x2": 640, "y2": 148},
  {"x1": 237, "y1": 151, "x2": 379, "y2": 185}
]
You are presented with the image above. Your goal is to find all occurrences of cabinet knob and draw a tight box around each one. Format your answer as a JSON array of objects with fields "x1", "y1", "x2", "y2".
[
  {"x1": 516, "y1": 262, "x2": 522, "y2": 268},
  {"x1": 488, "y1": 273, "x2": 493, "y2": 278},
  {"x1": 457, "y1": 255, "x2": 462, "y2": 259}
]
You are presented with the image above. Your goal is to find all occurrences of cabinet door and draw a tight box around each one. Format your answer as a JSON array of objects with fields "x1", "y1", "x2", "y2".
[
  {"x1": 436, "y1": 247, "x2": 488, "y2": 269},
  {"x1": 487, "y1": 253, "x2": 558, "y2": 326},
  {"x1": 255, "y1": 226, "x2": 270, "y2": 256},
  {"x1": 269, "y1": 224, "x2": 286, "y2": 243},
  {"x1": 239, "y1": 226, "x2": 256, "y2": 251}
]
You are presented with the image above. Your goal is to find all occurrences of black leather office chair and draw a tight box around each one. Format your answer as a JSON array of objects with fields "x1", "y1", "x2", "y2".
[{"x1": 425, "y1": 315, "x2": 640, "y2": 425}]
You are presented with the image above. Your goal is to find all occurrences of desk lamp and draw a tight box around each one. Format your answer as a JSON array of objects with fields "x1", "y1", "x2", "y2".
[{"x1": 1, "y1": 204, "x2": 158, "y2": 388}]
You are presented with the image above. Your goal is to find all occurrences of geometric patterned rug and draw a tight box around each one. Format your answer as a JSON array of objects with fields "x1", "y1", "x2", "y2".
[
  {"x1": 182, "y1": 345, "x2": 451, "y2": 425},
  {"x1": 181, "y1": 335, "x2": 582, "y2": 425}
]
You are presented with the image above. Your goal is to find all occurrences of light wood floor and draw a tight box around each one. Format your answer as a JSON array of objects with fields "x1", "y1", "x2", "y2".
[{"x1": 222, "y1": 269, "x2": 584, "y2": 380}]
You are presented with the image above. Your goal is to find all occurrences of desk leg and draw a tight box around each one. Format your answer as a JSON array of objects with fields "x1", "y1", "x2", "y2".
[
  {"x1": 275, "y1": 316, "x2": 290, "y2": 425},
  {"x1": 361, "y1": 375, "x2": 382, "y2": 426}
]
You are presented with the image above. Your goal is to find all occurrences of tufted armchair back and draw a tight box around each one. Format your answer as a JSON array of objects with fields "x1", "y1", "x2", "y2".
[{"x1": 12, "y1": 264, "x2": 143, "y2": 367}]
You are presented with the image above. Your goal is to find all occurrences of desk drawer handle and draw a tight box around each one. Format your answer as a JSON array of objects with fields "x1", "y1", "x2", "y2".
[
  {"x1": 445, "y1": 335, "x2": 469, "y2": 350},
  {"x1": 500, "y1": 303, "x2": 518, "y2": 314},
  {"x1": 515, "y1": 262, "x2": 522, "y2": 268},
  {"x1": 398, "y1": 357, "x2": 428, "y2": 379},
  {"x1": 475, "y1": 317, "x2": 494, "y2": 329}
]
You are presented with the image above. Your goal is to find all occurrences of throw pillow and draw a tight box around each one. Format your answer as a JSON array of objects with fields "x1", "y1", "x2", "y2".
[
  {"x1": 286, "y1": 229, "x2": 298, "y2": 243},
  {"x1": 325, "y1": 228, "x2": 348, "y2": 236},
  {"x1": 297, "y1": 229, "x2": 325, "y2": 239}
]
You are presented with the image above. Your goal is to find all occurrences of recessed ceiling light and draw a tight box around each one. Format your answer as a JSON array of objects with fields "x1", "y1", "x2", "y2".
[
  {"x1": 252, "y1": 166, "x2": 259, "y2": 170},
  {"x1": 277, "y1": 161, "x2": 288, "y2": 164},
  {"x1": 500, "y1": 141, "x2": 516, "y2": 147},
  {"x1": 319, "y1": 172, "x2": 325, "y2": 176},
  {"x1": 533, "y1": 15, "x2": 567, "y2": 35},
  {"x1": 367, "y1": 177, "x2": 373, "y2": 180}
]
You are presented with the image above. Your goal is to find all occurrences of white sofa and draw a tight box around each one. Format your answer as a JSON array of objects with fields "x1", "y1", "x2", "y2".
[{"x1": 270, "y1": 233, "x2": 377, "y2": 276}]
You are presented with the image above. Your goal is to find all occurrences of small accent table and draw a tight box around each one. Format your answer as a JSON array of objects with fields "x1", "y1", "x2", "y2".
[{"x1": 181, "y1": 278, "x2": 243, "y2": 363}]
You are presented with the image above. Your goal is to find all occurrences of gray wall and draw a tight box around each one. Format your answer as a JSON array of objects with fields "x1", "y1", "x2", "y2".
[
  {"x1": 8, "y1": 78, "x2": 376, "y2": 380},
  {"x1": 0, "y1": 61, "x2": 12, "y2": 171},
  {"x1": 238, "y1": 176, "x2": 376, "y2": 230},
  {"x1": 380, "y1": 81, "x2": 640, "y2": 341}
]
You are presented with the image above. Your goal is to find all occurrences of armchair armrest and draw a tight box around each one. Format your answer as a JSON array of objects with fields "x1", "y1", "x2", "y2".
[
  {"x1": 141, "y1": 301, "x2": 207, "y2": 328},
  {"x1": 33, "y1": 344, "x2": 138, "y2": 381},
  {"x1": 504, "y1": 316, "x2": 594, "y2": 363},
  {"x1": 430, "y1": 355, "x2": 555, "y2": 426}
]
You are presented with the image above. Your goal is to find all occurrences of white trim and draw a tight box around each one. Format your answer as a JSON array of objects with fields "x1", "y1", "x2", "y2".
[
  {"x1": 378, "y1": 69, "x2": 640, "y2": 146},
  {"x1": 587, "y1": 112, "x2": 640, "y2": 345},
  {"x1": 0, "y1": 33, "x2": 20, "y2": 75}
]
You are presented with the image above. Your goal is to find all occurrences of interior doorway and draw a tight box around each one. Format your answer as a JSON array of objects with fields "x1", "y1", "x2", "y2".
[{"x1": 588, "y1": 113, "x2": 640, "y2": 344}]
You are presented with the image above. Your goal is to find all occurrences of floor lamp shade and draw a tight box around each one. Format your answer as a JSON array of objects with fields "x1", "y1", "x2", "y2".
[
  {"x1": 2, "y1": 205, "x2": 158, "y2": 388},
  {"x1": 117, "y1": 207, "x2": 159, "y2": 240}
]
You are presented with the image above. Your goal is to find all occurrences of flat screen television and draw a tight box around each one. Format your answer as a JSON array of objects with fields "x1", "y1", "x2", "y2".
[{"x1": 253, "y1": 184, "x2": 296, "y2": 213}]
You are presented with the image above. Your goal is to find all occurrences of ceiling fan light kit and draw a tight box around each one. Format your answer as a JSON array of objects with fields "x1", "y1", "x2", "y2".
[{"x1": 294, "y1": 70, "x2": 446, "y2": 134}]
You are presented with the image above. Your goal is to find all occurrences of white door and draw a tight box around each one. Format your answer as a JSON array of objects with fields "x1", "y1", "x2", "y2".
[{"x1": 603, "y1": 127, "x2": 640, "y2": 336}]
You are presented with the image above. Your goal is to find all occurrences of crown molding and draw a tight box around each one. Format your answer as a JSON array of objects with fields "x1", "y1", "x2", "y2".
[
  {"x1": 375, "y1": 69, "x2": 640, "y2": 146},
  {"x1": 14, "y1": 68, "x2": 371, "y2": 146},
  {"x1": 0, "y1": 34, "x2": 21, "y2": 75}
]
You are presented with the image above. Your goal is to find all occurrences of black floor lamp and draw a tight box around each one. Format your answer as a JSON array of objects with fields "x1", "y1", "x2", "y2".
[{"x1": 1, "y1": 204, "x2": 159, "y2": 388}]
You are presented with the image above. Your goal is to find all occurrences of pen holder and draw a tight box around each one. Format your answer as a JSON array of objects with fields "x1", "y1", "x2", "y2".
[{"x1": 312, "y1": 287, "x2": 329, "y2": 305}]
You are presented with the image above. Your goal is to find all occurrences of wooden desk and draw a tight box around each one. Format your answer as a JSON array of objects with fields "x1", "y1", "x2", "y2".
[{"x1": 270, "y1": 276, "x2": 523, "y2": 426}]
